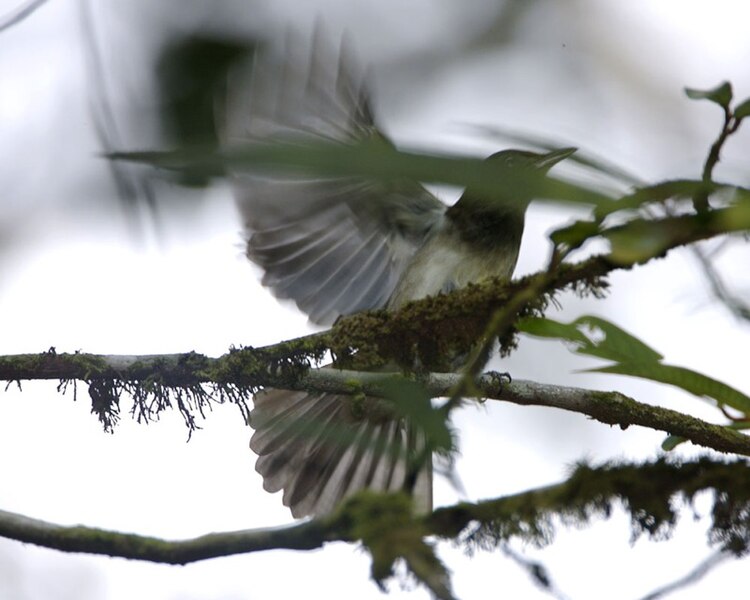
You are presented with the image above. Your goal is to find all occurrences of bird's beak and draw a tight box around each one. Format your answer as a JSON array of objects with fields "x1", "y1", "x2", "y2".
[{"x1": 536, "y1": 147, "x2": 577, "y2": 171}]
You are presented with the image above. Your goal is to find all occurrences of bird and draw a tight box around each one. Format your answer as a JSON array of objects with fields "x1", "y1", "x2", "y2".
[{"x1": 224, "y1": 35, "x2": 575, "y2": 519}]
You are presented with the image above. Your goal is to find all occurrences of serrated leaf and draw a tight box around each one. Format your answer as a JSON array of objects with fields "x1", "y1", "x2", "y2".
[
  {"x1": 685, "y1": 82, "x2": 733, "y2": 108},
  {"x1": 734, "y1": 97, "x2": 750, "y2": 120}
]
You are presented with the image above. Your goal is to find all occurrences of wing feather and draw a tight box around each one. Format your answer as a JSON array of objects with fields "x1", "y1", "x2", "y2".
[{"x1": 225, "y1": 34, "x2": 444, "y2": 324}]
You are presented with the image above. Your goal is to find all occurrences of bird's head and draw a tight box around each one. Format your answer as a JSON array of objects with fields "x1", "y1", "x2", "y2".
[
  {"x1": 455, "y1": 146, "x2": 577, "y2": 210},
  {"x1": 485, "y1": 146, "x2": 577, "y2": 172},
  {"x1": 445, "y1": 146, "x2": 576, "y2": 249}
]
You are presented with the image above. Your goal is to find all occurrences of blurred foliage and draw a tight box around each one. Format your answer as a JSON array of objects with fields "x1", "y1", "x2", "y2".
[
  {"x1": 155, "y1": 35, "x2": 254, "y2": 185},
  {"x1": 338, "y1": 491, "x2": 454, "y2": 600},
  {"x1": 111, "y1": 138, "x2": 611, "y2": 208},
  {"x1": 380, "y1": 378, "x2": 455, "y2": 459}
]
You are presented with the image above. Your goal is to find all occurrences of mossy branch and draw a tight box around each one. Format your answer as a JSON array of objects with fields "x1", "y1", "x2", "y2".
[
  {"x1": 1, "y1": 351, "x2": 749, "y2": 457},
  {"x1": 1, "y1": 457, "x2": 749, "y2": 563},
  {"x1": 427, "y1": 456, "x2": 750, "y2": 555}
]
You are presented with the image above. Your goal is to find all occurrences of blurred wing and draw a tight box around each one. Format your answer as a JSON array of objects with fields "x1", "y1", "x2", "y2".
[
  {"x1": 224, "y1": 34, "x2": 444, "y2": 324},
  {"x1": 251, "y1": 388, "x2": 433, "y2": 518}
]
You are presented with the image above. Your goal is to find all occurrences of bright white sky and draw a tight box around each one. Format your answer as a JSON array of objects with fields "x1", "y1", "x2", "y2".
[{"x1": 1, "y1": 1, "x2": 750, "y2": 599}]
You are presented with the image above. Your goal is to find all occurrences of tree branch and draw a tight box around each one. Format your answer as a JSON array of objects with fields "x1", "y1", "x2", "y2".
[
  {"x1": 289, "y1": 371, "x2": 750, "y2": 457},
  {"x1": 2, "y1": 351, "x2": 748, "y2": 457},
  {"x1": 0, "y1": 508, "x2": 331, "y2": 563},
  {"x1": 2, "y1": 457, "x2": 749, "y2": 563}
]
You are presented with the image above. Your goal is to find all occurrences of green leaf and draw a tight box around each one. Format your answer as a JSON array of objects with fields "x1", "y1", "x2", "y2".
[
  {"x1": 734, "y1": 97, "x2": 750, "y2": 120},
  {"x1": 604, "y1": 179, "x2": 714, "y2": 215},
  {"x1": 605, "y1": 223, "x2": 673, "y2": 265},
  {"x1": 517, "y1": 317, "x2": 590, "y2": 346},
  {"x1": 519, "y1": 316, "x2": 663, "y2": 364},
  {"x1": 380, "y1": 378, "x2": 455, "y2": 456},
  {"x1": 109, "y1": 140, "x2": 615, "y2": 209},
  {"x1": 521, "y1": 315, "x2": 750, "y2": 415},
  {"x1": 550, "y1": 220, "x2": 601, "y2": 249},
  {"x1": 718, "y1": 196, "x2": 750, "y2": 228},
  {"x1": 603, "y1": 191, "x2": 750, "y2": 264},
  {"x1": 661, "y1": 435, "x2": 686, "y2": 451},
  {"x1": 685, "y1": 82, "x2": 733, "y2": 108},
  {"x1": 589, "y1": 363, "x2": 750, "y2": 413},
  {"x1": 572, "y1": 316, "x2": 664, "y2": 363}
]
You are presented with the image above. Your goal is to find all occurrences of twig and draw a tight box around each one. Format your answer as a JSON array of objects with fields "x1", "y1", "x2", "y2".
[
  {"x1": 501, "y1": 544, "x2": 570, "y2": 600},
  {"x1": 694, "y1": 102, "x2": 744, "y2": 212},
  {"x1": 691, "y1": 244, "x2": 750, "y2": 322},
  {"x1": 638, "y1": 550, "x2": 730, "y2": 600},
  {"x1": 0, "y1": 0, "x2": 49, "y2": 34}
]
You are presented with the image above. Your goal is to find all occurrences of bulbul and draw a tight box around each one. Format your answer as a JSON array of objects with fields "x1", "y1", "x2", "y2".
[{"x1": 225, "y1": 38, "x2": 574, "y2": 518}]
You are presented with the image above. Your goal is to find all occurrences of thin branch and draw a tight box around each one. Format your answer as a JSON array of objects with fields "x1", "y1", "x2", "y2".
[
  {"x1": 0, "y1": 508, "x2": 331, "y2": 563},
  {"x1": 501, "y1": 544, "x2": 570, "y2": 600},
  {"x1": 694, "y1": 101, "x2": 744, "y2": 212},
  {"x1": 692, "y1": 244, "x2": 750, "y2": 322},
  {"x1": 0, "y1": 0, "x2": 49, "y2": 34},
  {"x1": 314, "y1": 370, "x2": 750, "y2": 457},
  {"x1": 638, "y1": 550, "x2": 731, "y2": 600}
]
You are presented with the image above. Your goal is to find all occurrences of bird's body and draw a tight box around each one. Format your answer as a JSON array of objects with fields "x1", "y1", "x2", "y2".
[
  {"x1": 225, "y1": 37, "x2": 574, "y2": 518},
  {"x1": 388, "y1": 199, "x2": 525, "y2": 309}
]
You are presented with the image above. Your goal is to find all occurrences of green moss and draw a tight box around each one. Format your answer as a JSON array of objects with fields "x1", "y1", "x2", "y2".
[{"x1": 428, "y1": 457, "x2": 750, "y2": 556}]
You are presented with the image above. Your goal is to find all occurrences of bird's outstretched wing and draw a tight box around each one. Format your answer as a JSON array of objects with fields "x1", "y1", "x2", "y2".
[
  {"x1": 224, "y1": 34, "x2": 444, "y2": 324},
  {"x1": 225, "y1": 34, "x2": 436, "y2": 519}
]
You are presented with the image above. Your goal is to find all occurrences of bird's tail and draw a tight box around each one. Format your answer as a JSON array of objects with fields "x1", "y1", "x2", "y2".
[{"x1": 250, "y1": 388, "x2": 433, "y2": 518}]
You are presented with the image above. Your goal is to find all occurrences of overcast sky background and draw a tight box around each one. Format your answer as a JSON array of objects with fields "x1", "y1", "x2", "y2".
[{"x1": 1, "y1": 1, "x2": 750, "y2": 599}]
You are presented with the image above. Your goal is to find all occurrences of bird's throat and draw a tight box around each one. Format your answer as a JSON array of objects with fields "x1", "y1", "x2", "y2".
[{"x1": 445, "y1": 194, "x2": 526, "y2": 251}]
